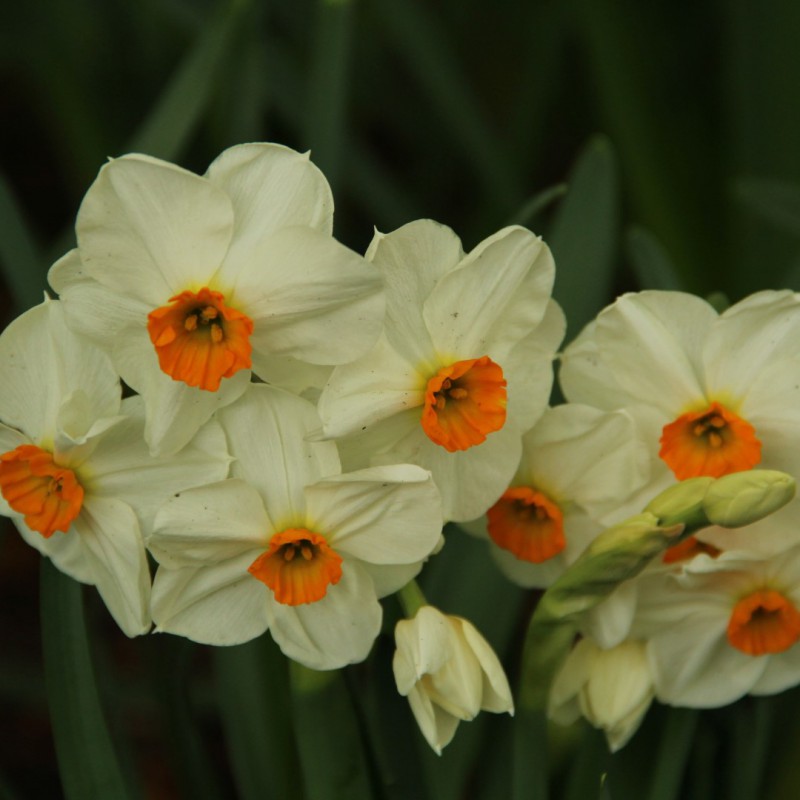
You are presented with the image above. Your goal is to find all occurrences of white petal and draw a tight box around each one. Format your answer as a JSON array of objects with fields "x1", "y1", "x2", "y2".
[
  {"x1": 249, "y1": 353, "x2": 332, "y2": 397},
  {"x1": 489, "y1": 538, "x2": 568, "y2": 589},
  {"x1": 456, "y1": 617, "x2": 514, "y2": 713},
  {"x1": 85, "y1": 396, "x2": 231, "y2": 534},
  {"x1": 363, "y1": 561, "x2": 424, "y2": 599},
  {"x1": 592, "y1": 292, "x2": 714, "y2": 415},
  {"x1": 703, "y1": 290, "x2": 800, "y2": 400},
  {"x1": 217, "y1": 384, "x2": 339, "y2": 520},
  {"x1": 151, "y1": 552, "x2": 270, "y2": 645},
  {"x1": 306, "y1": 464, "x2": 442, "y2": 564},
  {"x1": 265, "y1": 560, "x2": 382, "y2": 669},
  {"x1": 112, "y1": 327, "x2": 249, "y2": 456},
  {"x1": 75, "y1": 495, "x2": 151, "y2": 637},
  {"x1": 318, "y1": 336, "x2": 424, "y2": 439},
  {"x1": 16, "y1": 519, "x2": 94, "y2": 584},
  {"x1": 0, "y1": 422, "x2": 30, "y2": 454},
  {"x1": 367, "y1": 220, "x2": 464, "y2": 365},
  {"x1": 226, "y1": 226, "x2": 384, "y2": 365},
  {"x1": 0, "y1": 299, "x2": 121, "y2": 444},
  {"x1": 583, "y1": 580, "x2": 640, "y2": 650},
  {"x1": 394, "y1": 606, "x2": 453, "y2": 688},
  {"x1": 423, "y1": 226, "x2": 554, "y2": 361},
  {"x1": 148, "y1": 479, "x2": 269, "y2": 567},
  {"x1": 77, "y1": 154, "x2": 233, "y2": 303},
  {"x1": 206, "y1": 143, "x2": 333, "y2": 263},
  {"x1": 334, "y1": 409, "x2": 421, "y2": 473},
  {"x1": 406, "y1": 685, "x2": 460, "y2": 755},
  {"x1": 558, "y1": 321, "x2": 624, "y2": 410}
]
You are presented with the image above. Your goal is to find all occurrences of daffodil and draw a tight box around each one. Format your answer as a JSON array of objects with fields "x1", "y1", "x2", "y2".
[
  {"x1": 0, "y1": 299, "x2": 230, "y2": 636},
  {"x1": 50, "y1": 143, "x2": 384, "y2": 455},
  {"x1": 319, "y1": 219, "x2": 564, "y2": 522},
  {"x1": 463, "y1": 404, "x2": 648, "y2": 587},
  {"x1": 148, "y1": 384, "x2": 442, "y2": 669},
  {"x1": 393, "y1": 605, "x2": 514, "y2": 754}
]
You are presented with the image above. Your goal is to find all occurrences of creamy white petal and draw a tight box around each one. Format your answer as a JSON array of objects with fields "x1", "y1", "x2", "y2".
[
  {"x1": 394, "y1": 606, "x2": 453, "y2": 692},
  {"x1": 591, "y1": 292, "x2": 713, "y2": 414},
  {"x1": 366, "y1": 220, "x2": 464, "y2": 365},
  {"x1": 334, "y1": 410, "x2": 422, "y2": 473},
  {"x1": 583, "y1": 580, "x2": 640, "y2": 650},
  {"x1": 226, "y1": 226, "x2": 384, "y2": 365},
  {"x1": 306, "y1": 464, "x2": 442, "y2": 564},
  {"x1": 0, "y1": 422, "x2": 30, "y2": 454},
  {"x1": 16, "y1": 519, "x2": 94, "y2": 584},
  {"x1": 558, "y1": 321, "x2": 624, "y2": 410},
  {"x1": 318, "y1": 336, "x2": 424, "y2": 439},
  {"x1": 457, "y1": 617, "x2": 514, "y2": 713},
  {"x1": 85, "y1": 396, "x2": 231, "y2": 534},
  {"x1": 0, "y1": 299, "x2": 121, "y2": 445},
  {"x1": 148, "y1": 479, "x2": 269, "y2": 568},
  {"x1": 47, "y1": 248, "x2": 83, "y2": 294},
  {"x1": 265, "y1": 560, "x2": 382, "y2": 669},
  {"x1": 77, "y1": 154, "x2": 233, "y2": 304},
  {"x1": 249, "y1": 353, "x2": 332, "y2": 397},
  {"x1": 406, "y1": 685, "x2": 460, "y2": 755},
  {"x1": 362, "y1": 561, "x2": 425, "y2": 599},
  {"x1": 703, "y1": 291, "x2": 800, "y2": 400},
  {"x1": 751, "y1": 645, "x2": 800, "y2": 695},
  {"x1": 423, "y1": 226, "x2": 554, "y2": 362},
  {"x1": 112, "y1": 327, "x2": 249, "y2": 456},
  {"x1": 217, "y1": 384, "x2": 339, "y2": 521},
  {"x1": 151, "y1": 552, "x2": 270, "y2": 645},
  {"x1": 75, "y1": 495, "x2": 151, "y2": 637},
  {"x1": 205, "y1": 144, "x2": 334, "y2": 268}
]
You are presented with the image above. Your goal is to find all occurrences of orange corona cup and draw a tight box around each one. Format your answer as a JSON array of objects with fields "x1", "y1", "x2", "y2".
[
  {"x1": 727, "y1": 589, "x2": 800, "y2": 656},
  {"x1": 0, "y1": 445, "x2": 84, "y2": 538},
  {"x1": 421, "y1": 356, "x2": 507, "y2": 452},
  {"x1": 659, "y1": 401, "x2": 761, "y2": 480},
  {"x1": 486, "y1": 486, "x2": 565, "y2": 563},
  {"x1": 147, "y1": 287, "x2": 254, "y2": 392},
  {"x1": 248, "y1": 528, "x2": 343, "y2": 606}
]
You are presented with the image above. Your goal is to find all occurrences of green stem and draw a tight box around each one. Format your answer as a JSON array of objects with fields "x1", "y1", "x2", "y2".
[{"x1": 397, "y1": 580, "x2": 428, "y2": 618}]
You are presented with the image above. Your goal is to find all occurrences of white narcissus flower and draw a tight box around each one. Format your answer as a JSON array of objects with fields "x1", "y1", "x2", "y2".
[
  {"x1": 393, "y1": 606, "x2": 513, "y2": 755},
  {"x1": 50, "y1": 143, "x2": 384, "y2": 455},
  {"x1": 631, "y1": 545, "x2": 800, "y2": 708},
  {"x1": 462, "y1": 404, "x2": 649, "y2": 588},
  {"x1": 560, "y1": 290, "x2": 800, "y2": 556},
  {"x1": 549, "y1": 637, "x2": 654, "y2": 752},
  {"x1": 0, "y1": 300, "x2": 230, "y2": 636},
  {"x1": 148, "y1": 384, "x2": 442, "y2": 670},
  {"x1": 319, "y1": 219, "x2": 565, "y2": 522}
]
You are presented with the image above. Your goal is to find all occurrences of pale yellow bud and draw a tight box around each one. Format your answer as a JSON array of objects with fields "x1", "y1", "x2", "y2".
[{"x1": 703, "y1": 470, "x2": 795, "y2": 528}]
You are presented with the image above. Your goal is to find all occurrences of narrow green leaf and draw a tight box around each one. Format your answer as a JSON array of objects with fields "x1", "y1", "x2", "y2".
[
  {"x1": 146, "y1": 638, "x2": 224, "y2": 800},
  {"x1": 565, "y1": 728, "x2": 611, "y2": 800},
  {"x1": 290, "y1": 665, "x2": 373, "y2": 800},
  {"x1": 626, "y1": 226, "x2": 684, "y2": 291},
  {"x1": 374, "y1": 0, "x2": 518, "y2": 210},
  {"x1": 548, "y1": 135, "x2": 619, "y2": 341},
  {"x1": 40, "y1": 559, "x2": 131, "y2": 800},
  {"x1": 506, "y1": 183, "x2": 568, "y2": 228},
  {"x1": 644, "y1": 708, "x2": 698, "y2": 800},
  {"x1": 213, "y1": 636, "x2": 302, "y2": 800},
  {"x1": 734, "y1": 177, "x2": 800, "y2": 237},
  {"x1": 728, "y1": 699, "x2": 773, "y2": 800},
  {"x1": 127, "y1": 0, "x2": 249, "y2": 160},
  {"x1": 304, "y1": 0, "x2": 356, "y2": 190},
  {"x1": 0, "y1": 173, "x2": 45, "y2": 312}
]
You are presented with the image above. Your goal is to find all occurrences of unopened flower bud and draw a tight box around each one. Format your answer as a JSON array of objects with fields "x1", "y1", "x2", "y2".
[{"x1": 703, "y1": 470, "x2": 795, "y2": 528}]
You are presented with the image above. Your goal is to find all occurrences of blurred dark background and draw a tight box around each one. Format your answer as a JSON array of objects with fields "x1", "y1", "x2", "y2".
[{"x1": 4, "y1": 1, "x2": 800, "y2": 798}]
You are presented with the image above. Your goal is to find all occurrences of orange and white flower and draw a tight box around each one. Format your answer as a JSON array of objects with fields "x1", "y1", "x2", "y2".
[
  {"x1": 560, "y1": 290, "x2": 800, "y2": 555},
  {"x1": 633, "y1": 545, "x2": 800, "y2": 707},
  {"x1": 318, "y1": 220, "x2": 564, "y2": 522},
  {"x1": 393, "y1": 606, "x2": 514, "y2": 754},
  {"x1": 0, "y1": 300, "x2": 230, "y2": 636},
  {"x1": 148, "y1": 385, "x2": 442, "y2": 669},
  {"x1": 463, "y1": 404, "x2": 648, "y2": 587},
  {"x1": 50, "y1": 143, "x2": 384, "y2": 455}
]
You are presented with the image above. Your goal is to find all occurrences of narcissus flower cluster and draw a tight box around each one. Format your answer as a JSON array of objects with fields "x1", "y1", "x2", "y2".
[{"x1": 4, "y1": 143, "x2": 800, "y2": 758}]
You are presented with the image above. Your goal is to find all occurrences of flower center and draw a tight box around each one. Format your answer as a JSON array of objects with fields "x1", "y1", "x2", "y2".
[
  {"x1": 0, "y1": 445, "x2": 84, "y2": 538},
  {"x1": 248, "y1": 528, "x2": 343, "y2": 606},
  {"x1": 421, "y1": 356, "x2": 507, "y2": 452},
  {"x1": 662, "y1": 535, "x2": 722, "y2": 564},
  {"x1": 147, "y1": 287, "x2": 254, "y2": 392},
  {"x1": 727, "y1": 589, "x2": 800, "y2": 656},
  {"x1": 486, "y1": 486, "x2": 565, "y2": 563},
  {"x1": 659, "y1": 401, "x2": 761, "y2": 480}
]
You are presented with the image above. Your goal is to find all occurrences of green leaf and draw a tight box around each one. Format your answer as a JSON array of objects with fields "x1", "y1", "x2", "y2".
[
  {"x1": 626, "y1": 226, "x2": 684, "y2": 291},
  {"x1": 0, "y1": 172, "x2": 45, "y2": 312},
  {"x1": 644, "y1": 708, "x2": 698, "y2": 800},
  {"x1": 548, "y1": 135, "x2": 620, "y2": 341},
  {"x1": 127, "y1": 0, "x2": 249, "y2": 161},
  {"x1": 39, "y1": 559, "x2": 132, "y2": 800},
  {"x1": 304, "y1": 0, "x2": 356, "y2": 190},
  {"x1": 213, "y1": 636, "x2": 302, "y2": 800},
  {"x1": 734, "y1": 177, "x2": 800, "y2": 238},
  {"x1": 727, "y1": 699, "x2": 773, "y2": 800},
  {"x1": 506, "y1": 183, "x2": 568, "y2": 228},
  {"x1": 290, "y1": 665, "x2": 373, "y2": 800}
]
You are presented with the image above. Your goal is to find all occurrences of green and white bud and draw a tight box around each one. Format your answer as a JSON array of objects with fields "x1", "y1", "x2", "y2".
[{"x1": 703, "y1": 469, "x2": 796, "y2": 528}]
